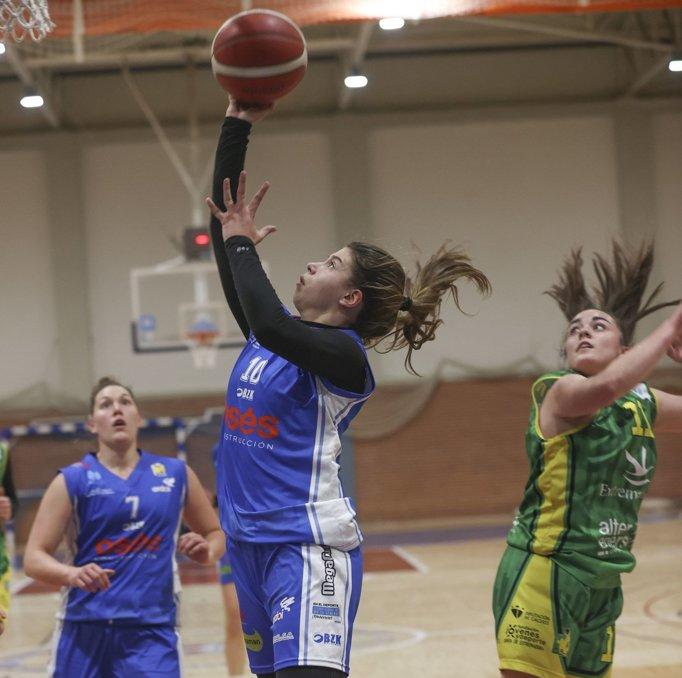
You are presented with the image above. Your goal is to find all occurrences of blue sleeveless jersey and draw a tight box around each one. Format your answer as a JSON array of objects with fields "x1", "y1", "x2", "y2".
[
  {"x1": 59, "y1": 451, "x2": 187, "y2": 625},
  {"x1": 216, "y1": 329, "x2": 374, "y2": 551}
]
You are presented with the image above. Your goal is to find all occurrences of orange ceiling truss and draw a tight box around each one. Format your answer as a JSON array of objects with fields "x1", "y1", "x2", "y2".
[{"x1": 45, "y1": 1, "x2": 682, "y2": 38}]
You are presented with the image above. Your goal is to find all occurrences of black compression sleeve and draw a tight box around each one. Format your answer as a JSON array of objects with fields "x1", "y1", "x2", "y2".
[
  {"x1": 225, "y1": 236, "x2": 367, "y2": 393},
  {"x1": 210, "y1": 116, "x2": 252, "y2": 339}
]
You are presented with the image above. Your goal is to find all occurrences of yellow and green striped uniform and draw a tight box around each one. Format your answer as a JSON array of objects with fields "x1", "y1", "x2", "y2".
[
  {"x1": 507, "y1": 370, "x2": 658, "y2": 589},
  {"x1": 0, "y1": 440, "x2": 10, "y2": 615}
]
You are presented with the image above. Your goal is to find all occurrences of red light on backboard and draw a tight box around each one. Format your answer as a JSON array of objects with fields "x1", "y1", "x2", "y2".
[{"x1": 194, "y1": 233, "x2": 210, "y2": 246}]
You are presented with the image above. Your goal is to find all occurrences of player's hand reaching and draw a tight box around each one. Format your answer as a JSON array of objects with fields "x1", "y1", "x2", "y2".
[
  {"x1": 665, "y1": 302, "x2": 682, "y2": 363},
  {"x1": 177, "y1": 532, "x2": 212, "y2": 565},
  {"x1": 226, "y1": 95, "x2": 274, "y2": 124},
  {"x1": 667, "y1": 338, "x2": 682, "y2": 363},
  {"x1": 206, "y1": 171, "x2": 277, "y2": 246},
  {"x1": 0, "y1": 488, "x2": 11, "y2": 521},
  {"x1": 67, "y1": 563, "x2": 115, "y2": 592}
]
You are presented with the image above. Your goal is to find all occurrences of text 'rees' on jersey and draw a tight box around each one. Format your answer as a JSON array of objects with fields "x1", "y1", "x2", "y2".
[
  {"x1": 507, "y1": 371, "x2": 658, "y2": 588},
  {"x1": 59, "y1": 451, "x2": 187, "y2": 624},
  {"x1": 216, "y1": 329, "x2": 374, "y2": 551}
]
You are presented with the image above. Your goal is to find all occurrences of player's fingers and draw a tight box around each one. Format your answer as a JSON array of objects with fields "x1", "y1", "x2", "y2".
[
  {"x1": 223, "y1": 177, "x2": 235, "y2": 206},
  {"x1": 187, "y1": 540, "x2": 207, "y2": 555},
  {"x1": 248, "y1": 181, "x2": 270, "y2": 214},
  {"x1": 236, "y1": 171, "x2": 247, "y2": 203},
  {"x1": 206, "y1": 197, "x2": 223, "y2": 220}
]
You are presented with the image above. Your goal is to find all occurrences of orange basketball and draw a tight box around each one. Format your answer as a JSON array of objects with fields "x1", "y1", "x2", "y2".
[{"x1": 211, "y1": 9, "x2": 307, "y2": 106}]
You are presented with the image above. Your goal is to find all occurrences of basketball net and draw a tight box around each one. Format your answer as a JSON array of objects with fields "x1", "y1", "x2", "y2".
[
  {"x1": 0, "y1": 0, "x2": 55, "y2": 42},
  {"x1": 185, "y1": 328, "x2": 220, "y2": 369}
]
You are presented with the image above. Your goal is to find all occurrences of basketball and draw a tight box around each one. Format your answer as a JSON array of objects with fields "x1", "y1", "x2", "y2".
[{"x1": 211, "y1": 9, "x2": 307, "y2": 105}]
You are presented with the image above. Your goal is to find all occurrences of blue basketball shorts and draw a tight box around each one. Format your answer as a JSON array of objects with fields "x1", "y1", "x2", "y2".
[
  {"x1": 228, "y1": 539, "x2": 363, "y2": 675},
  {"x1": 48, "y1": 620, "x2": 182, "y2": 677},
  {"x1": 218, "y1": 549, "x2": 235, "y2": 585}
]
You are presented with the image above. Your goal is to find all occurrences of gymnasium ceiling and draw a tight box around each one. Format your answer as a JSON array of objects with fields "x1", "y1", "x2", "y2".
[{"x1": 0, "y1": 5, "x2": 681, "y2": 135}]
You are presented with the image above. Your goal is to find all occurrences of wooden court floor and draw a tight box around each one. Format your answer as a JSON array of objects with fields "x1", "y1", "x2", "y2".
[{"x1": 1, "y1": 517, "x2": 680, "y2": 677}]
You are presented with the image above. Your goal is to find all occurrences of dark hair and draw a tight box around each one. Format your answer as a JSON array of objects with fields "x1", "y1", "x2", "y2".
[
  {"x1": 89, "y1": 376, "x2": 137, "y2": 413},
  {"x1": 546, "y1": 240, "x2": 679, "y2": 346},
  {"x1": 347, "y1": 241, "x2": 491, "y2": 374}
]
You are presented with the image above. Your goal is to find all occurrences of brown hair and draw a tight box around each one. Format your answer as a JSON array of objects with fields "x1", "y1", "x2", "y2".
[
  {"x1": 89, "y1": 376, "x2": 137, "y2": 413},
  {"x1": 546, "y1": 240, "x2": 679, "y2": 345},
  {"x1": 347, "y1": 242, "x2": 491, "y2": 374}
]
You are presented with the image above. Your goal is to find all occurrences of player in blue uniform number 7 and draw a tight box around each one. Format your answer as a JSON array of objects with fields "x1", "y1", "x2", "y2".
[
  {"x1": 24, "y1": 377, "x2": 226, "y2": 678},
  {"x1": 205, "y1": 99, "x2": 491, "y2": 678}
]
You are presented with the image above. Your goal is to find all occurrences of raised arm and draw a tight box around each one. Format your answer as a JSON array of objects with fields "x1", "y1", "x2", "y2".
[
  {"x1": 541, "y1": 303, "x2": 682, "y2": 435},
  {"x1": 207, "y1": 174, "x2": 367, "y2": 393},
  {"x1": 210, "y1": 101, "x2": 273, "y2": 339}
]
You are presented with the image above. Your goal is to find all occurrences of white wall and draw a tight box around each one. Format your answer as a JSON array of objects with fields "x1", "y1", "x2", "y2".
[
  {"x1": 0, "y1": 150, "x2": 58, "y2": 400},
  {"x1": 367, "y1": 114, "x2": 620, "y2": 380},
  {"x1": 1, "y1": 105, "x2": 680, "y2": 407}
]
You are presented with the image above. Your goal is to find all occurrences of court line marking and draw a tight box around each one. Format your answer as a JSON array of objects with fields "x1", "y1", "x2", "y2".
[
  {"x1": 352, "y1": 623, "x2": 428, "y2": 656},
  {"x1": 643, "y1": 589, "x2": 682, "y2": 628},
  {"x1": 391, "y1": 545, "x2": 429, "y2": 574}
]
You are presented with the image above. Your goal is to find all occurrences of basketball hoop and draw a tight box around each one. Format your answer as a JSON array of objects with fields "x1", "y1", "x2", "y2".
[
  {"x1": 184, "y1": 319, "x2": 220, "y2": 369},
  {"x1": 0, "y1": 0, "x2": 55, "y2": 42}
]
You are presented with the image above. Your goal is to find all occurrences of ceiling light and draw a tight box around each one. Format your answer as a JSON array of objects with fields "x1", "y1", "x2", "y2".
[
  {"x1": 344, "y1": 74, "x2": 368, "y2": 89},
  {"x1": 0, "y1": 43, "x2": 6, "y2": 56},
  {"x1": 379, "y1": 17, "x2": 405, "y2": 31},
  {"x1": 20, "y1": 89, "x2": 44, "y2": 108},
  {"x1": 669, "y1": 58, "x2": 682, "y2": 72}
]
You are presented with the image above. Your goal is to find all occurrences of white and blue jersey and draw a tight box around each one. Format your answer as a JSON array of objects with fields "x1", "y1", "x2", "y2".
[
  {"x1": 215, "y1": 328, "x2": 374, "y2": 552},
  {"x1": 58, "y1": 451, "x2": 187, "y2": 625}
]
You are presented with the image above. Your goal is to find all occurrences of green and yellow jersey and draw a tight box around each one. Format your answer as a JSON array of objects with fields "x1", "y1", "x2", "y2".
[{"x1": 507, "y1": 370, "x2": 658, "y2": 589}]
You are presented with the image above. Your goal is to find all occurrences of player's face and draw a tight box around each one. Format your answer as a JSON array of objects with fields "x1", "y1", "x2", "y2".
[
  {"x1": 88, "y1": 385, "x2": 142, "y2": 447},
  {"x1": 564, "y1": 309, "x2": 625, "y2": 376},
  {"x1": 293, "y1": 247, "x2": 358, "y2": 316}
]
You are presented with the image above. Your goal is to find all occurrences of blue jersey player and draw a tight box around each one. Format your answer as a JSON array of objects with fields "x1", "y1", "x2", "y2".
[
  {"x1": 25, "y1": 377, "x2": 225, "y2": 678},
  {"x1": 205, "y1": 98, "x2": 491, "y2": 678}
]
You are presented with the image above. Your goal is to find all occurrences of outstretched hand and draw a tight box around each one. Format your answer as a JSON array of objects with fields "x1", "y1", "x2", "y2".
[
  {"x1": 206, "y1": 171, "x2": 277, "y2": 245},
  {"x1": 666, "y1": 302, "x2": 682, "y2": 363},
  {"x1": 226, "y1": 96, "x2": 274, "y2": 124}
]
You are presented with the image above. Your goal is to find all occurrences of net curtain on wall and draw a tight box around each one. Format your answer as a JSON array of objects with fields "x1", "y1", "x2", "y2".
[{"x1": 45, "y1": 1, "x2": 682, "y2": 37}]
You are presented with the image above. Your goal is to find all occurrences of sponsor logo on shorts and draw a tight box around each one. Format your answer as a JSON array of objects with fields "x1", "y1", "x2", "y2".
[
  {"x1": 243, "y1": 628, "x2": 263, "y2": 652},
  {"x1": 503, "y1": 624, "x2": 545, "y2": 651},
  {"x1": 510, "y1": 606, "x2": 549, "y2": 626},
  {"x1": 312, "y1": 603, "x2": 341, "y2": 621},
  {"x1": 313, "y1": 633, "x2": 342, "y2": 645},
  {"x1": 321, "y1": 547, "x2": 336, "y2": 596},
  {"x1": 273, "y1": 632, "x2": 294, "y2": 644},
  {"x1": 273, "y1": 596, "x2": 296, "y2": 624}
]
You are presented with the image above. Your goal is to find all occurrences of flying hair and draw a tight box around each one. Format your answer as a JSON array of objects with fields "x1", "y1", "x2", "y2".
[
  {"x1": 348, "y1": 241, "x2": 491, "y2": 374},
  {"x1": 545, "y1": 240, "x2": 679, "y2": 345}
]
